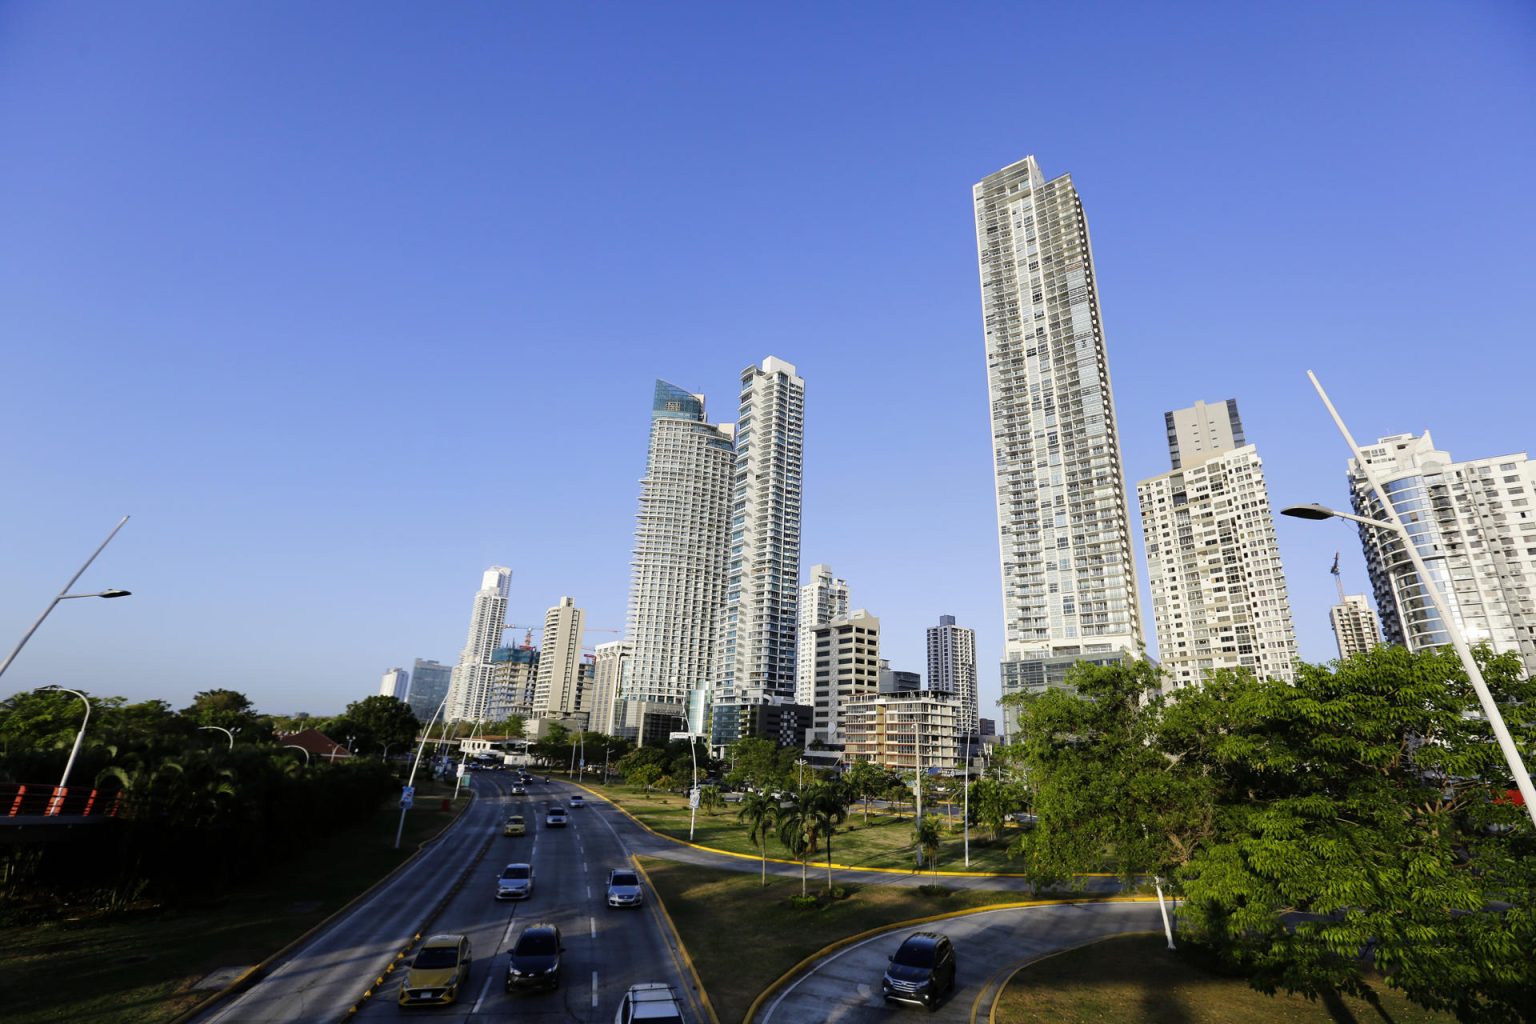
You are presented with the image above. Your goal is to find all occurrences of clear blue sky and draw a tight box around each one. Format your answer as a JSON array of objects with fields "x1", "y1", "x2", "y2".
[{"x1": 2, "y1": 2, "x2": 1533, "y2": 717}]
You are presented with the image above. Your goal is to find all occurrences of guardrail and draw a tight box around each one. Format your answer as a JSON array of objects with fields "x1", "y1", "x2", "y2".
[{"x1": 1, "y1": 783, "x2": 123, "y2": 819}]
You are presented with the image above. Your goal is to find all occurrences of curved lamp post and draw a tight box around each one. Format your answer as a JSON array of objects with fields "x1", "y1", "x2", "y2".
[
  {"x1": 199, "y1": 725, "x2": 238, "y2": 751},
  {"x1": 1286, "y1": 370, "x2": 1536, "y2": 830},
  {"x1": 283, "y1": 744, "x2": 311, "y2": 764},
  {"x1": 41, "y1": 685, "x2": 90, "y2": 815},
  {"x1": 0, "y1": 516, "x2": 132, "y2": 683}
]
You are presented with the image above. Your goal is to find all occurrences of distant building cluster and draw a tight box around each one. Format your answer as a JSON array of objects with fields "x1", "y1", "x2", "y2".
[{"x1": 371, "y1": 153, "x2": 1536, "y2": 768}]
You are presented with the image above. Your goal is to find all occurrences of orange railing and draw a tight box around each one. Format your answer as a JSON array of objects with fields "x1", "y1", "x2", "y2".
[{"x1": 0, "y1": 783, "x2": 123, "y2": 819}]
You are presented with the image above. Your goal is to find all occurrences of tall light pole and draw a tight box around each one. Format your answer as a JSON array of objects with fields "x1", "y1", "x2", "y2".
[
  {"x1": 283, "y1": 744, "x2": 311, "y2": 764},
  {"x1": 40, "y1": 685, "x2": 90, "y2": 815},
  {"x1": 913, "y1": 713, "x2": 924, "y2": 868},
  {"x1": 1286, "y1": 370, "x2": 1536, "y2": 829},
  {"x1": 396, "y1": 695, "x2": 446, "y2": 849},
  {"x1": 199, "y1": 725, "x2": 237, "y2": 751},
  {"x1": 0, "y1": 516, "x2": 132, "y2": 683},
  {"x1": 962, "y1": 731, "x2": 973, "y2": 868},
  {"x1": 674, "y1": 715, "x2": 700, "y2": 841},
  {"x1": 795, "y1": 757, "x2": 808, "y2": 793}
]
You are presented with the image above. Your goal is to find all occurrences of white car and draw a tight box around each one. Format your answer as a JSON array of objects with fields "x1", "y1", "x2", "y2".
[
  {"x1": 569, "y1": 795, "x2": 586, "y2": 808},
  {"x1": 495, "y1": 862, "x2": 533, "y2": 900},
  {"x1": 605, "y1": 868, "x2": 644, "y2": 908},
  {"x1": 615, "y1": 983, "x2": 685, "y2": 1024},
  {"x1": 546, "y1": 806, "x2": 569, "y2": 828}
]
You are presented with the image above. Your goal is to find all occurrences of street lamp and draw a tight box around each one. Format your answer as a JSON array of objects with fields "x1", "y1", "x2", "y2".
[
  {"x1": 962, "y1": 731, "x2": 973, "y2": 868},
  {"x1": 199, "y1": 725, "x2": 237, "y2": 751},
  {"x1": 673, "y1": 715, "x2": 700, "y2": 841},
  {"x1": 0, "y1": 516, "x2": 132, "y2": 683},
  {"x1": 40, "y1": 685, "x2": 90, "y2": 815},
  {"x1": 1286, "y1": 370, "x2": 1536, "y2": 829},
  {"x1": 795, "y1": 757, "x2": 809, "y2": 792},
  {"x1": 283, "y1": 744, "x2": 311, "y2": 764},
  {"x1": 397, "y1": 695, "x2": 447, "y2": 849}
]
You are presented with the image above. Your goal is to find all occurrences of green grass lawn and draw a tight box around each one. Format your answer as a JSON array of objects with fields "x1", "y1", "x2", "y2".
[
  {"x1": 640, "y1": 856, "x2": 1027, "y2": 1024},
  {"x1": 992, "y1": 934, "x2": 1455, "y2": 1024},
  {"x1": 585, "y1": 780, "x2": 1028, "y2": 874},
  {"x1": 0, "y1": 777, "x2": 469, "y2": 1024}
]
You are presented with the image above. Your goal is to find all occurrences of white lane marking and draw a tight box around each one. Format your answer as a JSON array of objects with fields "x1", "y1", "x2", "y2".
[
  {"x1": 471, "y1": 960, "x2": 497, "y2": 1013},
  {"x1": 502, "y1": 916, "x2": 519, "y2": 945},
  {"x1": 591, "y1": 971, "x2": 599, "y2": 1008},
  {"x1": 586, "y1": 885, "x2": 592, "y2": 899},
  {"x1": 590, "y1": 916, "x2": 597, "y2": 938}
]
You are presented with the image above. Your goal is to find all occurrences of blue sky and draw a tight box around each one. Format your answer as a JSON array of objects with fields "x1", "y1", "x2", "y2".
[{"x1": 2, "y1": 2, "x2": 1533, "y2": 716}]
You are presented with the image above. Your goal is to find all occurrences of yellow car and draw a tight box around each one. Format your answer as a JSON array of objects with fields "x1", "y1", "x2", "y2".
[
  {"x1": 503, "y1": 815, "x2": 526, "y2": 837},
  {"x1": 398, "y1": 933, "x2": 471, "y2": 1006}
]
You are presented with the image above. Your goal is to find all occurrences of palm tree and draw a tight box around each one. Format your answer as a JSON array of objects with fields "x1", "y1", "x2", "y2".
[
  {"x1": 775, "y1": 791, "x2": 816, "y2": 896},
  {"x1": 807, "y1": 784, "x2": 849, "y2": 892},
  {"x1": 914, "y1": 814, "x2": 943, "y2": 873},
  {"x1": 737, "y1": 792, "x2": 778, "y2": 887}
]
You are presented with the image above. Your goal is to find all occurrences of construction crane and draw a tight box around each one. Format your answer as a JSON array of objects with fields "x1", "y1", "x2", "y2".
[{"x1": 1330, "y1": 552, "x2": 1346, "y2": 602}]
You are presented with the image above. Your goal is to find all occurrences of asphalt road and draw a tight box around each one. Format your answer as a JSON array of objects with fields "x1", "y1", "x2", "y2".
[
  {"x1": 757, "y1": 900, "x2": 1168, "y2": 1024},
  {"x1": 198, "y1": 772, "x2": 703, "y2": 1024}
]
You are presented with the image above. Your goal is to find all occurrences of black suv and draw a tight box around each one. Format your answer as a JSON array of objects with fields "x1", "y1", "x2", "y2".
[
  {"x1": 881, "y1": 931, "x2": 956, "y2": 1010},
  {"x1": 506, "y1": 923, "x2": 563, "y2": 991}
]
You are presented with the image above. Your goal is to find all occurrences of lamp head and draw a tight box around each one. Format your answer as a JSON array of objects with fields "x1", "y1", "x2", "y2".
[
  {"x1": 1281, "y1": 503, "x2": 1337, "y2": 521},
  {"x1": 99, "y1": 589, "x2": 131, "y2": 599}
]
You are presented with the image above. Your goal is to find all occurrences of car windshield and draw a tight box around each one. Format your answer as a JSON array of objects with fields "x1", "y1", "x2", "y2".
[
  {"x1": 414, "y1": 946, "x2": 459, "y2": 969},
  {"x1": 610, "y1": 872, "x2": 638, "y2": 887},
  {"x1": 514, "y1": 932, "x2": 558, "y2": 956},
  {"x1": 549, "y1": 806, "x2": 565, "y2": 813},
  {"x1": 507, "y1": 816, "x2": 523, "y2": 823},
  {"x1": 502, "y1": 866, "x2": 530, "y2": 879},
  {"x1": 893, "y1": 941, "x2": 936, "y2": 968}
]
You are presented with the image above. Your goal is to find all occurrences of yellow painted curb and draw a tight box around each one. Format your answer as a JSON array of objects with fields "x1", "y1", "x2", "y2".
[
  {"x1": 984, "y1": 931, "x2": 1163, "y2": 1024},
  {"x1": 631, "y1": 855, "x2": 723, "y2": 1024},
  {"x1": 744, "y1": 896, "x2": 1162, "y2": 1024},
  {"x1": 570, "y1": 783, "x2": 1125, "y2": 879}
]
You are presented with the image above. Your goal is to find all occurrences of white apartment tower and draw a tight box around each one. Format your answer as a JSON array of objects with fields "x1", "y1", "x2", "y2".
[
  {"x1": 926, "y1": 615, "x2": 978, "y2": 735},
  {"x1": 1138, "y1": 399, "x2": 1298, "y2": 688},
  {"x1": 714, "y1": 357, "x2": 805, "y2": 746},
  {"x1": 1331, "y1": 594, "x2": 1382, "y2": 661},
  {"x1": 624, "y1": 380, "x2": 736, "y2": 732},
  {"x1": 796, "y1": 564, "x2": 849, "y2": 706},
  {"x1": 378, "y1": 667, "x2": 409, "y2": 701},
  {"x1": 1349, "y1": 432, "x2": 1536, "y2": 675},
  {"x1": 589, "y1": 640, "x2": 633, "y2": 737},
  {"x1": 810, "y1": 609, "x2": 880, "y2": 744},
  {"x1": 974, "y1": 156, "x2": 1143, "y2": 703},
  {"x1": 533, "y1": 596, "x2": 586, "y2": 717},
  {"x1": 446, "y1": 566, "x2": 512, "y2": 722}
]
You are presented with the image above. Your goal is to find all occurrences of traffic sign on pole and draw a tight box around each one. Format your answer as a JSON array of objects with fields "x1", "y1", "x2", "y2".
[{"x1": 399, "y1": 785, "x2": 415, "y2": 809}]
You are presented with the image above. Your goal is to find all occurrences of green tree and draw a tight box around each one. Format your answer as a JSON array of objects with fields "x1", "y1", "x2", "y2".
[
  {"x1": 842, "y1": 759, "x2": 885, "y2": 825},
  {"x1": 181, "y1": 689, "x2": 259, "y2": 731},
  {"x1": 697, "y1": 785, "x2": 723, "y2": 816},
  {"x1": 627, "y1": 763, "x2": 661, "y2": 794},
  {"x1": 737, "y1": 791, "x2": 779, "y2": 887},
  {"x1": 332, "y1": 696, "x2": 419, "y2": 757},
  {"x1": 725, "y1": 736, "x2": 783, "y2": 791},
  {"x1": 967, "y1": 775, "x2": 1024, "y2": 841},
  {"x1": 776, "y1": 784, "x2": 847, "y2": 895},
  {"x1": 913, "y1": 814, "x2": 943, "y2": 873}
]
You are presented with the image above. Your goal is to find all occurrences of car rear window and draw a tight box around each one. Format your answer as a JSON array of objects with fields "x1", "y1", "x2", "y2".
[
  {"x1": 502, "y1": 866, "x2": 530, "y2": 879},
  {"x1": 415, "y1": 946, "x2": 459, "y2": 969}
]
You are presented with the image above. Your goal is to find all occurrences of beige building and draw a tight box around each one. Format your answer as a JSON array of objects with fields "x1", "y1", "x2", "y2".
[
  {"x1": 1330, "y1": 595, "x2": 1381, "y2": 661},
  {"x1": 533, "y1": 596, "x2": 586, "y2": 717},
  {"x1": 810, "y1": 609, "x2": 880, "y2": 744},
  {"x1": 844, "y1": 693, "x2": 960, "y2": 773},
  {"x1": 589, "y1": 640, "x2": 632, "y2": 736},
  {"x1": 796, "y1": 564, "x2": 849, "y2": 706},
  {"x1": 1138, "y1": 399, "x2": 1298, "y2": 688}
]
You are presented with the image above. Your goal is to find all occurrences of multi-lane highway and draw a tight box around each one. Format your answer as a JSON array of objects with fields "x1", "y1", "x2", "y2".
[{"x1": 199, "y1": 772, "x2": 703, "y2": 1023}]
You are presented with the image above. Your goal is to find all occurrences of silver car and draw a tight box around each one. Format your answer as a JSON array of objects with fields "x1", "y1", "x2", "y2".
[
  {"x1": 606, "y1": 868, "x2": 644, "y2": 908},
  {"x1": 496, "y1": 862, "x2": 534, "y2": 900}
]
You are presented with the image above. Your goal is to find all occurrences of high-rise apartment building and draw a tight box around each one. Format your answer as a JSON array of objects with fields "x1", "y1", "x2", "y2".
[
  {"x1": 589, "y1": 640, "x2": 633, "y2": 736},
  {"x1": 487, "y1": 645, "x2": 537, "y2": 722},
  {"x1": 1349, "y1": 432, "x2": 1536, "y2": 674},
  {"x1": 796, "y1": 564, "x2": 849, "y2": 705},
  {"x1": 407, "y1": 659, "x2": 453, "y2": 721},
  {"x1": 1330, "y1": 594, "x2": 1381, "y2": 661},
  {"x1": 844, "y1": 692, "x2": 959, "y2": 773},
  {"x1": 974, "y1": 156, "x2": 1142, "y2": 709},
  {"x1": 926, "y1": 614, "x2": 978, "y2": 735},
  {"x1": 533, "y1": 596, "x2": 585, "y2": 717},
  {"x1": 446, "y1": 567, "x2": 512, "y2": 722},
  {"x1": 624, "y1": 379, "x2": 736, "y2": 738},
  {"x1": 714, "y1": 357, "x2": 805, "y2": 748},
  {"x1": 379, "y1": 667, "x2": 409, "y2": 701},
  {"x1": 1138, "y1": 399, "x2": 1298, "y2": 688},
  {"x1": 809, "y1": 609, "x2": 879, "y2": 744}
]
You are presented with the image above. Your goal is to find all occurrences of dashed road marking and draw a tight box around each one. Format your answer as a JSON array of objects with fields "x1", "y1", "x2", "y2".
[{"x1": 591, "y1": 971, "x2": 599, "y2": 1008}]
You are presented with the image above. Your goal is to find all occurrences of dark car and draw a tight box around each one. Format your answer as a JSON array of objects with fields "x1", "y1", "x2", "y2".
[
  {"x1": 881, "y1": 931, "x2": 956, "y2": 1011},
  {"x1": 505, "y1": 923, "x2": 563, "y2": 992}
]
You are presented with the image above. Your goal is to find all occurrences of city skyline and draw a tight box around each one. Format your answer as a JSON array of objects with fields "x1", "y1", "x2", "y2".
[{"x1": 3, "y1": 4, "x2": 1532, "y2": 716}]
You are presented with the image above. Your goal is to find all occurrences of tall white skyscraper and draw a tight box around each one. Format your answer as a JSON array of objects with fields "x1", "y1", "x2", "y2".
[
  {"x1": 624, "y1": 380, "x2": 736, "y2": 732},
  {"x1": 810, "y1": 609, "x2": 880, "y2": 744},
  {"x1": 926, "y1": 615, "x2": 978, "y2": 736},
  {"x1": 1138, "y1": 399, "x2": 1298, "y2": 688},
  {"x1": 1331, "y1": 594, "x2": 1382, "y2": 661},
  {"x1": 974, "y1": 156, "x2": 1143, "y2": 705},
  {"x1": 589, "y1": 640, "x2": 633, "y2": 736},
  {"x1": 379, "y1": 667, "x2": 409, "y2": 700},
  {"x1": 714, "y1": 356, "x2": 805, "y2": 747},
  {"x1": 796, "y1": 564, "x2": 849, "y2": 706},
  {"x1": 533, "y1": 596, "x2": 586, "y2": 717},
  {"x1": 446, "y1": 566, "x2": 512, "y2": 722},
  {"x1": 1349, "y1": 432, "x2": 1536, "y2": 675}
]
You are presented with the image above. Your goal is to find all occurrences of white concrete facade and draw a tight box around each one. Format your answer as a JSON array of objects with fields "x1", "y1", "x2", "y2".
[
  {"x1": 844, "y1": 692, "x2": 960, "y2": 773},
  {"x1": 446, "y1": 566, "x2": 511, "y2": 722},
  {"x1": 1138, "y1": 400, "x2": 1298, "y2": 688},
  {"x1": 974, "y1": 156, "x2": 1143, "y2": 703},
  {"x1": 796, "y1": 564, "x2": 849, "y2": 706},
  {"x1": 534, "y1": 596, "x2": 585, "y2": 717},
  {"x1": 926, "y1": 615, "x2": 977, "y2": 735},
  {"x1": 590, "y1": 640, "x2": 633, "y2": 737},
  {"x1": 1350, "y1": 432, "x2": 1536, "y2": 675},
  {"x1": 379, "y1": 667, "x2": 409, "y2": 701}
]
